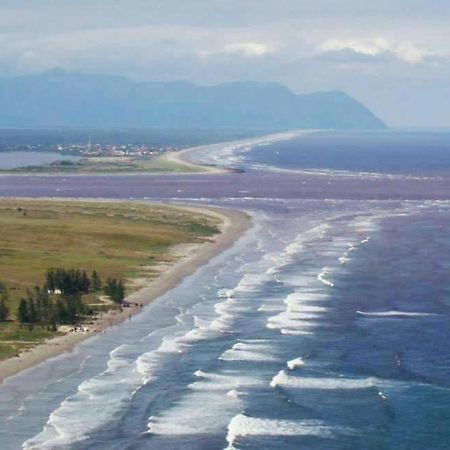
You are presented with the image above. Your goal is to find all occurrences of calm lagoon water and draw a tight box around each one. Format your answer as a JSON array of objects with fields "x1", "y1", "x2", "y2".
[{"x1": 0, "y1": 151, "x2": 76, "y2": 169}]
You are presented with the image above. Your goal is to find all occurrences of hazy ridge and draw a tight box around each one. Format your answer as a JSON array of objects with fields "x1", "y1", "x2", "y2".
[{"x1": 0, "y1": 69, "x2": 385, "y2": 129}]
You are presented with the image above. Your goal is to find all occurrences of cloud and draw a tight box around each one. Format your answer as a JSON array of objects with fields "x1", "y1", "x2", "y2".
[
  {"x1": 222, "y1": 42, "x2": 273, "y2": 56},
  {"x1": 199, "y1": 41, "x2": 275, "y2": 58},
  {"x1": 0, "y1": 1, "x2": 450, "y2": 125},
  {"x1": 317, "y1": 38, "x2": 431, "y2": 64}
]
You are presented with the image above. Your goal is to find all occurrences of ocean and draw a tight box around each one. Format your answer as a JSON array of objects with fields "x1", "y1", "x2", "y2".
[
  {"x1": 233, "y1": 130, "x2": 450, "y2": 176},
  {"x1": 1, "y1": 130, "x2": 450, "y2": 449}
]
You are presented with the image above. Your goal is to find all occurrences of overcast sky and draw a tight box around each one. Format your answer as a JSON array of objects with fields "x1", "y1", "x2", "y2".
[{"x1": 1, "y1": 0, "x2": 450, "y2": 127}]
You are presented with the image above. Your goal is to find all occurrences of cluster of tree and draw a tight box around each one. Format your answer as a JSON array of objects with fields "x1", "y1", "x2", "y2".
[
  {"x1": 104, "y1": 278, "x2": 125, "y2": 303},
  {"x1": 0, "y1": 268, "x2": 127, "y2": 327},
  {"x1": 17, "y1": 287, "x2": 92, "y2": 326},
  {"x1": 46, "y1": 269, "x2": 102, "y2": 295},
  {"x1": 0, "y1": 282, "x2": 9, "y2": 321}
]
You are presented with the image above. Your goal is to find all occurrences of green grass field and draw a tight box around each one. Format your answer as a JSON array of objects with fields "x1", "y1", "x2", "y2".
[
  {"x1": 0, "y1": 199, "x2": 220, "y2": 358},
  {"x1": 7, "y1": 154, "x2": 201, "y2": 174}
]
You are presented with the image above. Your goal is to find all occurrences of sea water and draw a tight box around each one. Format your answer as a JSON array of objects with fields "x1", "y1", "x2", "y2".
[
  {"x1": 0, "y1": 131, "x2": 450, "y2": 450},
  {"x1": 237, "y1": 130, "x2": 450, "y2": 175}
]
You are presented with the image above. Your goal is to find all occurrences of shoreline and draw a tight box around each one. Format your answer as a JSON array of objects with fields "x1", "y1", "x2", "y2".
[
  {"x1": 0, "y1": 201, "x2": 251, "y2": 384},
  {"x1": 159, "y1": 146, "x2": 233, "y2": 174},
  {"x1": 157, "y1": 129, "x2": 313, "y2": 173},
  {"x1": 0, "y1": 129, "x2": 308, "y2": 176}
]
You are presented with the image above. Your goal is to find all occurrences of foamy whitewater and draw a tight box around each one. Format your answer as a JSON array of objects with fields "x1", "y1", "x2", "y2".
[{"x1": 1, "y1": 131, "x2": 450, "y2": 450}]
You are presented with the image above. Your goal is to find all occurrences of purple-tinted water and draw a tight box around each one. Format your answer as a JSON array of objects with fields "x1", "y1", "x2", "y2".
[{"x1": 0, "y1": 171, "x2": 450, "y2": 200}]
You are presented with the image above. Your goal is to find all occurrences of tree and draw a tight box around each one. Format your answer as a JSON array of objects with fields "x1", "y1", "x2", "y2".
[
  {"x1": 66, "y1": 296, "x2": 78, "y2": 324},
  {"x1": 0, "y1": 283, "x2": 8, "y2": 301},
  {"x1": 117, "y1": 280, "x2": 125, "y2": 303},
  {"x1": 0, "y1": 283, "x2": 9, "y2": 321},
  {"x1": 104, "y1": 278, "x2": 126, "y2": 303},
  {"x1": 47, "y1": 267, "x2": 92, "y2": 295},
  {"x1": 81, "y1": 271, "x2": 90, "y2": 293},
  {"x1": 91, "y1": 271, "x2": 102, "y2": 291},
  {"x1": 27, "y1": 297, "x2": 37, "y2": 323},
  {"x1": 34, "y1": 287, "x2": 52, "y2": 323},
  {"x1": 17, "y1": 298, "x2": 29, "y2": 323},
  {"x1": 0, "y1": 299, "x2": 8, "y2": 322},
  {"x1": 55, "y1": 299, "x2": 67, "y2": 324},
  {"x1": 46, "y1": 269, "x2": 56, "y2": 292}
]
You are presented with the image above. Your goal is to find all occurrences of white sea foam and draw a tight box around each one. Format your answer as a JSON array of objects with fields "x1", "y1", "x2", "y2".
[
  {"x1": 287, "y1": 357, "x2": 305, "y2": 370},
  {"x1": 24, "y1": 319, "x2": 199, "y2": 450},
  {"x1": 225, "y1": 414, "x2": 354, "y2": 449},
  {"x1": 168, "y1": 267, "x2": 272, "y2": 349},
  {"x1": 157, "y1": 336, "x2": 184, "y2": 354},
  {"x1": 257, "y1": 303, "x2": 283, "y2": 312},
  {"x1": 135, "y1": 352, "x2": 159, "y2": 382},
  {"x1": 148, "y1": 370, "x2": 262, "y2": 436},
  {"x1": 317, "y1": 268, "x2": 334, "y2": 287},
  {"x1": 190, "y1": 369, "x2": 262, "y2": 391},
  {"x1": 227, "y1": 389, "x2": 243, "y2": 398},
  {"x1": 353, "y1": 218, "x2": 379, "y2": 233},
  {"x1": 219, "y1": 340, "x2": 279, "y2": 362},
  {"x1": 234, "y1": 273, "x2": 273, "y2": 292},
  {"x1": 284, "y1": 292, "x2": 328, "y2": 311},
  {"x1": 149, "y1": 405, "x2": 232, "y2": 436},
  {"x1": 218, "y1": 288, "x2": 234, "y2": 299},
  {"x1": 193, "y1": 314, "x2": 211, "y2": 329},
  {"x1": 270, "y1": 370, "x2": 377, "y2": 390},
  {"x1": 220, "y1": 349, "x2": 277, "y2": 362},
  {"x1": 191, "y1": 130, "x2": 307, "y2": 169},
  {"x1": 285, "y1": 240, "x2": 305, "y2": 256},
  {"x1": 231, "y1": 341, "x2": 271, "y2": 350},
  {"x1": 265, "y1": 266, "x2": 280, "y2": 275},
  {"x1": 275, "y1": 272, "x2": 319, "y2": 289},
  {"x1": 281, "y1": 328, "x2": 314, "y2": 335},
  {"x1": 357, "y1": 310, "x2": 436, "y2": 318},
  {"x1": 23, "y1": 345, "x2": 145, "y2": 449},
  {"x1": 267, "y1": 312, "x2": 320, "y2": 331}
]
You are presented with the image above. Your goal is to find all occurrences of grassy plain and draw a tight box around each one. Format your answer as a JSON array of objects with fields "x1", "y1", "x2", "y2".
[
  {"x1": 7, "y1": 155, "x2": 201, "y2": 174},
  {"x1": 0, "y1": 199, "x2": 219, "y2": 358}
]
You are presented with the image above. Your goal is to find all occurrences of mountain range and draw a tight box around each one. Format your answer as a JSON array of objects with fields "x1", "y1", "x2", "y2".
[{"x1": 0, "y1": 69, "x2": 386, "y2": 129}]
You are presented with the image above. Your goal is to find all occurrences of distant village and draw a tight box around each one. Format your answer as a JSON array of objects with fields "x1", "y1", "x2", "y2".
[{"x1": 0, "y1": 141, "x2": 178, "y2": 158}]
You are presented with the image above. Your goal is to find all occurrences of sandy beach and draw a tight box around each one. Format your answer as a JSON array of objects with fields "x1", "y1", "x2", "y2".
[
  {"x1": 0, "y1": 202, "x2": 251, "y2": 384},
  {"x1": 160, "y1": 145, "x2": 232, "y2": 173},
  {"x1": 159, "y1": 130, "x2": 310, "y2": 174}
]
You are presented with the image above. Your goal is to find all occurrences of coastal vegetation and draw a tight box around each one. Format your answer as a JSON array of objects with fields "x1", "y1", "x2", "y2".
[
  {"x1": 14, "y1": 268, "x2": 116, "y2": 326},
  {"x1": 0, "y1": 199, "x2": 220, "y2": 360},
  {"x1": 5, "y1": 154, "x2": 201, "y2": 174}
]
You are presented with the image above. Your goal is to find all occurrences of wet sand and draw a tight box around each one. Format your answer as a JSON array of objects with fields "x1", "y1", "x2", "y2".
[{"x1": 159, "y1": 146, "x2": 231, "y2": 173}]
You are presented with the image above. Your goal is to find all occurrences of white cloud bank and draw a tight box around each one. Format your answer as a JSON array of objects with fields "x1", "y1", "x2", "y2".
[
  {"x1": 0, "y1": 0, "x2": 450, "y2": 126},
  {"x1": 318, "y1": 38, "x2": 432, "y2": 64},
  {"x1": 222, "y1": 42, "x2": 273, "y2": 56},
  {"x1": 199, "y1": 41, "x2": 275, "y2": 58}
]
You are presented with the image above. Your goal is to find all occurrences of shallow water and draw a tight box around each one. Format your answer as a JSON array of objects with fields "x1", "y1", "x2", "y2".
[
  {"x1": 0, "y1": 151, "x2": 76, "y2": 169},
  {"x1": 1, "y1": 132, "x2": 450, "y2": 449}
]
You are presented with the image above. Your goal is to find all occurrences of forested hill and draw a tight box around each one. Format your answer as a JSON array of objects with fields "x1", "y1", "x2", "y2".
[{"x1": 0, "y1": 69, "x2": 386, "y2": 129}]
